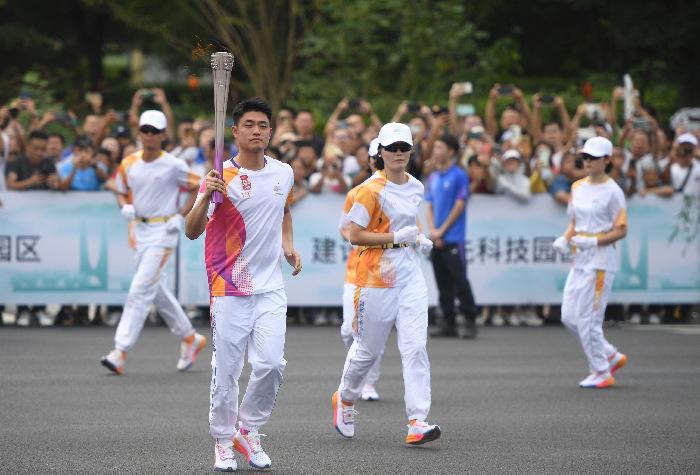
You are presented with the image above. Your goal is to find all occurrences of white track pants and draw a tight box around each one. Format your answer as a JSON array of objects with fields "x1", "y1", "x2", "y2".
[
  {"x1": 208, "y1": 289, "x2": 287, "y2": 439},
  {"x1": 114, "y1": 246, "x2": 194, "y2": 352},
  {"x1": 339, "y1": 276, "x2": 431, "y2": 421},
  {"x1": 341, "y1": 283, "x2": 383, "y2": 387},
  {"x1": 561, "y1": 268, "x2": 617, "y2": 373}
]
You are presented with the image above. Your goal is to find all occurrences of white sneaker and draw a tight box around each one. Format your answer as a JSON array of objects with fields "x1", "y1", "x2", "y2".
[
  {"x1": 214, "y1": 438, "x2": 237, "y2": 472},
  {"x1": 579, "y1": 371, "x2": 614, "y2": 388},
  {"x1": 507, "y1": 314, "x2": 521, "y2": 326},
  {"x1": 608, "y1": 352, "x2": 628, "y2": 375},
  {"x1": 103, "y1": 311, "x2": 121, "y2": 327},
  {"x1": 648, "y1": 313, "x2": 661, "y2": 324},
  {"x1": 177, "y1": 333, "x2": 207, "y2": 371},
  {"x1": 629, "y1": 313, "x2": 641, "y2": 324},
  {"x1": 233, "y1": 428, "x2": 271, "y2": 470},
  {"x1": 332, "y1": 390, "x2": 356, "y2": 438},
  {"x1": 521, "y1": 310, "x2": 543, "y2": 327},
  {"x1": 361, "y1": 385, "x2": 380, "y2": 401},
  {"x1": 100, "y1": 349, "x2": 125, "y2": 375},
  {"x1": 16, "y1": 311, "x2": 31, "y2": 327},
  {"x1": 406, "y1": 419, "x2": 441, "y2": 445},
  {"x1": 36, "y1": 310, "x2": 54, "y2": 327},
  {"x1": 313, "y1": 312, "x2": 328, "y2": 326},
  {"x1": 491, "y1": 313, "x2": 505, "y2": 327}
]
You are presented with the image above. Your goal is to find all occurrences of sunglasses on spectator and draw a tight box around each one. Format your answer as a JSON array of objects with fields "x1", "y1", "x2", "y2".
[
  {"x1": 383, "y1": 142, "x2": 412, "y2": 153},
  {"x1": 139, "y1": 125, "x2": 163, "y2": 135},
  {"x1": 580, "y1": 153, "x2": 603, "y2": 161}
]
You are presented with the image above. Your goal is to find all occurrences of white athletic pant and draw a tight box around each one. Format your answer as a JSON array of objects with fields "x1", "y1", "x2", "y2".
[
  {"x1": 561, "y1": 268, "x2": 617, "y2": 373},
  {"x1": 341, "y1": 283, "x2": 382, "y2": 387},
  {"x1": 208, "y1": 289, "x2": 287, "y2": 438},
  {"x1": 339, "y1": 276, "x2": 431, "y2": 421},
  {"x1": 115, "y1": 246, "x2": 194, "y2": 352}
]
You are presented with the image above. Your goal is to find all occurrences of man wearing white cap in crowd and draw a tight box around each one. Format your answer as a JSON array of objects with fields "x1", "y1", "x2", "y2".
[
  {"x1": 553, "y1": 136, "x2": 629, "y2": 389},
  {"x1": 339, "y1": 138, "x2": 384, "y2": 402},
  {"x1": 332, "y1": 123, "x2": 441, "y2": 446},
  {"x1": 490, "y1": 148, "x2": 532, "y2": 202},
  {"x1": 668, "y1": 133, "x2": 700, "y2": 195},
  {"x1": 100, "y1": 110, "x2": 206, "y2": 375}
]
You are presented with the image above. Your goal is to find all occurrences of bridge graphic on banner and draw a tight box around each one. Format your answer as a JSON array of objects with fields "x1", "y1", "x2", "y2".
[{"x1": 11, "y1": 225, "x2": 113, "y2": 292}]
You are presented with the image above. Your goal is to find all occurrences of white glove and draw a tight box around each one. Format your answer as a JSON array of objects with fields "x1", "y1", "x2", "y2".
[
  {"x1": 393, "y1": 225, "x2": 419, "y2": 245},
  {"x1": 571, "y1": 235, "x2": 598, "y2": 250},
  {"x1": 417, "y1": 234, "x2": 433, "y2": 255},
  {"x1": 552, "y1": 235, "x2": 570, "y2": 252},
  {"x1": 120, "y1": 204, "x2": 135, "y2": 221},
  {"x1": 166, "y1": 214, "x2": 184, "y2": 234}
]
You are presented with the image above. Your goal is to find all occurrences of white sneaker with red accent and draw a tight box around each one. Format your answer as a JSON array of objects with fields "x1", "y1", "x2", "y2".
[
  {"x1": 213, "y1": 438, "x2": 237, "y2": 472},
  {"x1": 579, "y1": 371, "x2": 615, "y2": 388},
  {"x1": 406, "y1": 419, "x2": 441, "y2": 445},
  {"x1": 100, "y1": 349, "x2": 125, "y2": 375},
  {"x1": 332, "y1": 390, "x2": 356, "y2": 438},
  {"x1": 234, "y1": 428, "x2": 271, "y2": 470},
  {"x1": 176, "y1": 333, "x2": 207, "y2": 371},
  {"x1": 608, "y1": 352, "x2": 628, "y2": 375}
]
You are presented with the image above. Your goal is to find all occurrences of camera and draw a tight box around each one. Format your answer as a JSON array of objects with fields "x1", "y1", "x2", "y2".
[
  {"x1": 347, "y1": 98, "x2": 361, "y2": 110},
  {"x1": 540, "y1": 95, "x2": 554, "y2": 104},
  {"x1": 141, "y1": 89, "x2": 155, "y2": 102},
  {"x1": 113, "y1": 110, "x2": 127, "y2": 123},
  {"x1": 431, "y1": 105, "x2": 448, "y2": 115},
  {"x1": 9, "y1": 107, "x2": 20, "y2": 119},
  {"x1": 408, "y1": 102, "x2": 421, "y2": 113}
]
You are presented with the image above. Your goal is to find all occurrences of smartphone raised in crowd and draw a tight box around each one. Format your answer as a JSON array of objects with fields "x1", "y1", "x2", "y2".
[
  {"x1": 498, "y1": 85, "x2": 513, "y2": 95},
  {"x1": 456, "y1": 104, "x2": 476, "y2": 117},
  {"x1": 540, "y1": 95, "x2": 554, "y2": 103}
]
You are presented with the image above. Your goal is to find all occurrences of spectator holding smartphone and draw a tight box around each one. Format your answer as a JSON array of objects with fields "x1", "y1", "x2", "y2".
[
  {"x1": 309, "y1": 144, "x2": 351, "y2": 194},
  {"x1": 489, "y1": 149, "x2": 532, "y2": 202},
  {"x1": 531, "y1": 93, "x2": 573, "y2": 170},
  {"x1": 485, "y1": 83, "x2": 532, "y2": 142},
  {"x1": 57, "y1": 136, "x2": 108, "y2": 191},
  {"x1": 667, "y1": 133, "x2": 700, "y2": 195},
  {"x1": 5, "y1": 130, "x2": 58, "y2": 191}
]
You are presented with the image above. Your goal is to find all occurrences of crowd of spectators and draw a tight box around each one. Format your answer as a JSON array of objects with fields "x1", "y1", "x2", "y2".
[{"x1": 2, "y1": 83, "x2": 699, "y2": 327}]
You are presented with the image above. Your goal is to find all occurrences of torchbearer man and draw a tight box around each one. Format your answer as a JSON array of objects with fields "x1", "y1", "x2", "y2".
[
  {"x1": 185, "y1": 98, "x2": 302, "y2": 472},
  {"x1": 100, "y1": 110, "x2": 206, "y2": 375}
]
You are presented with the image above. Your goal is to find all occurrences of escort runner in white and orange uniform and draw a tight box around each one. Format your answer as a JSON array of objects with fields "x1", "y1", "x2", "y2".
[
  {"x1": 332, "y1": 123, "x2": 441, "y2": 446},
  {"x1": 339, "y1": 140, "x2": 383, "y2": 401},
  {"x1": 185, "y1": 99, "x2": 301, "y2": 472},
  {"x1": 553, "y1": 136, "x2": 629, "y2": 389},
  {"x1": 100, "y1": 110, "x2": 206, "y2": 375}
]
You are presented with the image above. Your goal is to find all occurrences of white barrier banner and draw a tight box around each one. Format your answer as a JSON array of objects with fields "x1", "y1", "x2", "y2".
[{"x1": 1, "y1": 191, "x2": 698, "y2": 306}]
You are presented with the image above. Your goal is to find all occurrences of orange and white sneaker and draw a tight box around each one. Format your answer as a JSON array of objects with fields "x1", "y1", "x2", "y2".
[
  {"x1": 233, "y1": 428, "x2": 271, "y2": 470},
  {"x1": 608, "y1": 352, "x2": 628, "y2": 375},
  {"x1": 406, "y1": 419, "x2": 441, "y2": 445},
  {"x1": 176, "y1": 333, "x2": 207, "y2": 371},
  {"x1": 213, "y1": 438, "x2": 237, "y2": 472},
  {"x1": 100, "y1": 349, "x2": 125, "y2": 375},
  {"x1": 332, "y1": 390, "x2": 356, "y2": 438},
  {"x1": 579, "y1": 371, "x2": 615, "y2": 388}
]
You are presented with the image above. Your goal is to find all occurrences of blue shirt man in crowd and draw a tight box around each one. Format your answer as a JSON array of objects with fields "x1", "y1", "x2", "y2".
[
  {"x1": 425, "y1": 133, "x2": 479, "y2": 339},
  {"x1": 57, "y1": 136, "x2": 108, "y2": 191}
]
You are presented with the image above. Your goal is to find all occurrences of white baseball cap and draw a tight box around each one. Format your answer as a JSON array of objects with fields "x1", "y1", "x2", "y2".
[
  {"x1": 368, "y1": 138, "x2": 380, "y2": 157},
  {"x1": 675, "y1": 132, "x2": 698, "y2": 147},
  {"x1": 581, "y1": 136, "x2": 613, "y2": 158},
  {"x1": 139, "y1": 110, "x2": 167, "y2": 131},
  {"x1": 378, "y1": 122, "x2": 413, "y2": 147},
  {"x1": 502, "y1": 149, "x2": 522, "y2": 161}
]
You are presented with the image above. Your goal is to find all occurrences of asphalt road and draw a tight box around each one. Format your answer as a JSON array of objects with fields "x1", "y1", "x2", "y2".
[{"x1": 1, "y1": 324, "x2": 699, "y2": 474}]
